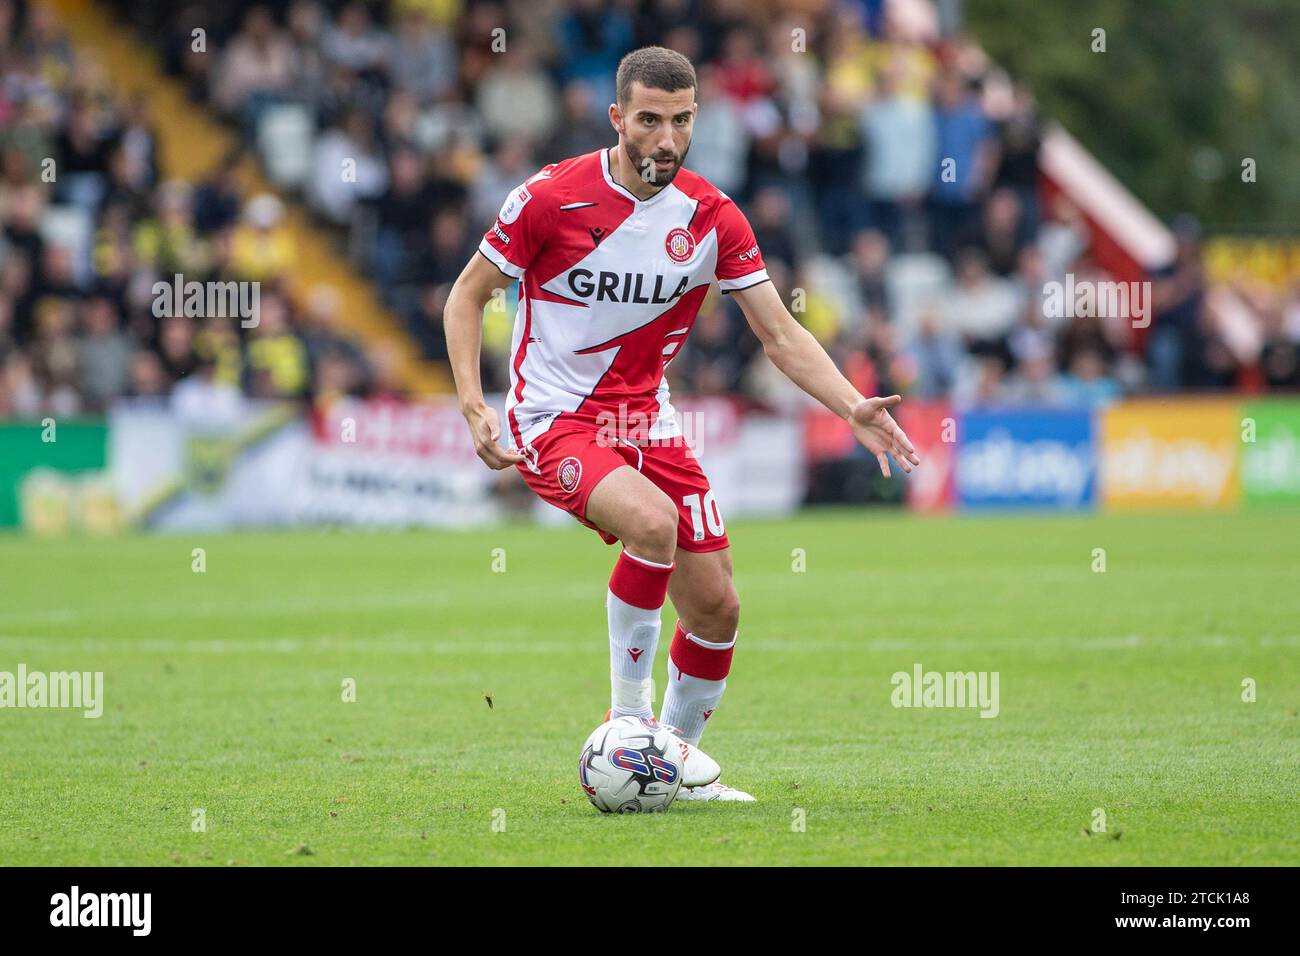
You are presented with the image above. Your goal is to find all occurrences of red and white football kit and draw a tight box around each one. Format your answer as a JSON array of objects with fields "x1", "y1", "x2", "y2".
[{"x1": 477, "y1": 147, "x2": 768, "y2": 553}]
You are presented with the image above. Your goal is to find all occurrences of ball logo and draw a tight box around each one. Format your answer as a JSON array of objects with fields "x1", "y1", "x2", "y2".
[
  {"x1": 609, "y1": 747, "x2": 678, "y2": 784},
  {"x1": 665, "y1": 227, "x2": 695, "y2": 263},
  {"x1": 557, "y1": 456, "x2": 582, "y2": 494},
  {"x1": 646, "y1": 753, "x2": 679, "y2": 784},
  {"x1": 609, "y1": 747, "x2": 651, "y2": 775}
]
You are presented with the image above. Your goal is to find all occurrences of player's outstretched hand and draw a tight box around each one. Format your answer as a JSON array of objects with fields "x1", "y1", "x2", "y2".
[
  {"x1": 464, "y1": 404, "x2": 527, "y2": 469},
  {"x1": 848, "y1": 395, "x2": 920, "y2": 477}
]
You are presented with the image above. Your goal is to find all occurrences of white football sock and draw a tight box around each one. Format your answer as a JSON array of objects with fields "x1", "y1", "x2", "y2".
[
  {"x1": 607, "y1": 592, "x2": 661, "y2": 718},
  {"x1": 606, "y1": 551, "x2": 673, "y2": 719},
  {"x1": 661, "y1": 630, "x2": 735, "y2": 745}
]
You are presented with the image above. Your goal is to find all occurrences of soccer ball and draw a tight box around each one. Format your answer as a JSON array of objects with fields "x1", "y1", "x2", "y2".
[{"x1": 578, "y1": 716, "x2": 684, "y2": 813}]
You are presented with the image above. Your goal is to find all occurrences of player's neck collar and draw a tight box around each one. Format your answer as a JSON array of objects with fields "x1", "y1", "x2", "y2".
[{"x1": 603, "y1": 147, "x2": 671, "y2": 206}]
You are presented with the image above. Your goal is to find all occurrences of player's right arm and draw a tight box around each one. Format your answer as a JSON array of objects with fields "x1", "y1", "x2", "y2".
[
  {"x1": 444, "y1": 251, "x2": 526, "y2": 469},
  {"x1": 447, "y1": 169, "x2": 556, "y2": 469}
]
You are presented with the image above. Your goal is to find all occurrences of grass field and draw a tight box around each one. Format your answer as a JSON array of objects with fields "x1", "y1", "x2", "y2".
[{"x1": 0, "y1": 509, "x2": 1297, "y2": 866}]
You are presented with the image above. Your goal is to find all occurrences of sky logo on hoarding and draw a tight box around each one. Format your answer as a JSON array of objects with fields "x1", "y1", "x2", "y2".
[
  {"x1": 1105, "y1": 433, "x2": 1236, "y2": 504},
  {"x1": 1244, "y1": 431, "x2": 1300, "y2": 491},
  {"x1": 956, "y1": 412, "x2": 1096, "y2": 509},
  {"x1": 1243, "y1": 420, "x2": 1300, "y2": 497}
]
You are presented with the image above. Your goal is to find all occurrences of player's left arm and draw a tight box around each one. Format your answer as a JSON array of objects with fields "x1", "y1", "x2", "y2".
[{"x1": 731, "y1": 280, "x2": 920, "y2": 476}]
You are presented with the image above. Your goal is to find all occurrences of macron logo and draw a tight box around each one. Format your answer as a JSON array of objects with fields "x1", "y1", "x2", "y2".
[
  {"x1": 627, "y1": 647, "x2": 644, "y2": 663},
  {"x1": 50, "y1": 886, "x2": 151, "y2": 936}
]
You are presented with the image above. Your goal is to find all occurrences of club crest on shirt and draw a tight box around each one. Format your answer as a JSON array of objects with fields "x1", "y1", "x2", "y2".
[
  {"x1": 557, "y1": 456, "x2": 582, "y2": 493},
  {"x1": 665, "y1": 227, "x2": 695, "y2": 263}
]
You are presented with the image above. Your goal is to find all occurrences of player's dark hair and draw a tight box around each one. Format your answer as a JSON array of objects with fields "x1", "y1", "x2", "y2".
[{"x1": 616, "y1": 46, "x2": 697, "y2": 106}]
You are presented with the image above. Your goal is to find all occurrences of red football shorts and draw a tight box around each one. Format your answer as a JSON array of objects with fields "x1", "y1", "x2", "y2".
[{"x1": 515, "y1": 423, "x2": 729, "y2": 553}]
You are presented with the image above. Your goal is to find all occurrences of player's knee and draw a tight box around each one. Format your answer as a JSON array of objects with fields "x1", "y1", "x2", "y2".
[
  {"x1": 623, "y1": 492, "x2": 678, "y2": 561},
  {"x1": 696, "y1": 582, "x2": 740, "y2": 638},
  {"x1": 715, "y1": 585, "x2": 741, "y2": 635}
]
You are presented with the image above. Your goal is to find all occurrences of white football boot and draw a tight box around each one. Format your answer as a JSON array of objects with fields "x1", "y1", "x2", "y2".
[
  {"x1": 670, "y1": 735, "x2": 720, "y2": 787},
  {"x1": 676, "y1": 781, "x2": 756, "y2": 802},
  {"x1": 603, "y1": 711, "x2": 754, "y2": 801},
  {"x1": 666, "y1": 729, "x2": 755, "y2": 802}
]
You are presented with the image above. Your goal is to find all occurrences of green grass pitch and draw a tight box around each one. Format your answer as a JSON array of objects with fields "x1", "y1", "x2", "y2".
[{"x1": 1, "y1": 509, "x2": 1296, "y2": 866}]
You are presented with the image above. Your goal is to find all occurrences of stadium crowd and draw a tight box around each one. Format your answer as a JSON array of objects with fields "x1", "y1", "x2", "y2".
[
  {"x1": 0, "y1": 0, "x2": 391, "y2": 417},
  {"x1": 2, "y1": 0, "x2": 1298, "y2": 419}
]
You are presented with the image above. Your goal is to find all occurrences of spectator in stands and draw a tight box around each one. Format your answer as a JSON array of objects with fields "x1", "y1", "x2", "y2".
[
  {"x1": 128, "y1": 348, "x2": 169, "y2": 399},
  {"x1": 135, "y1": 180, "x2": 210, "y2": 277},
  {"x1": 750, "y1": 187, "x2": 799, "y2": 273},
  {"x1": 283, "y1": 0, "x2": 329, "y2": 106},
  {"x1": 861, "y1": 63, "x2": 935, "y2": 249},
  {"x1": 321, "y1": 1, "x2": 391, "y2": 76},
  {"x1": 993, "y1": 82, "x2": 1042, "y2": 234},
  {"x1": 157, "y1": 314, "x2": 198, "y2": 383},
  {"x1": 1150, "y1": 214, "x2": 1208, "y2": 390},
  {"x1": 1260, "y1": 285, "x2": 1300, "y2": 389},
  {"x1": 77, "y1": 295, "x2": 132, "y2": 409},
  {"x1": 373, "y1": 146, "x2": 439, "y2": 292},
  {"x1": 231, "y1": 192, "x2": 297, "y2": 280},
  {"x1": 686, "y1": 64, "x2": 748, "y2": 198},
  {"x1": 301, "y1": 285, "x2": 371, "y2": 394},
  {"x1": 172, "y1": 353, "x2": 243, "y2": 426},
  {"x1": 54, "y1": 95, "x2": 114, "y2": 212},
  {"x1": 418, "y1": 207, "x2": 475, "y2": 289},
  {"x1": 390, "y1": 9, "x2": 457, "y2": 106},
  {"x1": 4, "y1": 184, "x2": 46, "y2": 280},
  {"x1": 542, "y1": 82, "x2": 613, "y2": 166},
  {"x1": 193, "y1": 154, "x2": 243, "y2": 234},
  {"x1": 475, "y1": 40, "x2": 558, "y2": 143},
  {"x1": 410, "y1": 282, "x2": 458, "y2": 366},
  {"x1": 1002, "y1": 335, "x2": 1064, "y2": 404},
  {"x1": 809, "y1": 75, "x2": 865, "y2": 255},
  {"x1": 677, "y1": 297, "x2": 747, "y2": 396},
  {"x1": 36, "y1": 243, "x2": 81, "y2": 302},
  {"x1": 2, "y1": 349, "x2": 41, "y2": 417},
  {"x1": 720, "y1": 27, "x2": 787, "y2": 193},
  {"x1": 30, "y1": 298, "x2": 81, "y2": 415},
  {"x1": 246, "y1": 291, "x2": 310, "y2": 399},
  {"x1": 1058, "y1": 346, "x2": 1121, "y2": 406},
  {"x1": 215, "y1": 6, "x2": 295, "y2": 133},
  {"x1": 850, "y1": 228, "x2": 892, "y2": 315},
  {"x1": 978, "y1": 187, "x2": 1027, "y2": 277},
  {"x1": 907, "y1": 305, "x2": 962, "y2": 399},
  {"x1": 116, "y1": 94, "x2": 160, "y2": 197},
  {"x1": 310, "y1": 108, "x2": 388, "y2": 225},
  {"x1": 945, "y1": 247, "x2": 1019, "y2": 358},
  {"x1": 557, "y1": 0, "x2": 635, "y2": 101},
  {"x1": 929, "y1": 68, "x2": 997, "y2": 260},
  {"x1": 1, "y1": 252, "x2": 36, "y2": 348},
  {"x1": 956, "y1": 354, "x2": 1007, "y2": 406},
  {"x1": 0, "y1": 292, "x2": 13, "y2": 353}
]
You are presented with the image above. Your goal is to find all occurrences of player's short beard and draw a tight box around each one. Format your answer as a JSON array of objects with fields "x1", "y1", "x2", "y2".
[{"x1": 623, "y1": 137, "x2": 690, "y2": 188}]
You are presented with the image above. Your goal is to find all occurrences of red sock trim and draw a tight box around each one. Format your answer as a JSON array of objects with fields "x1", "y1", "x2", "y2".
[
  {"x1": 608, "y1": 551, "x2": 673, "y2": 610},
  {"x1": 668, "y1": 621, "x2": 734, "y2": 681}
]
